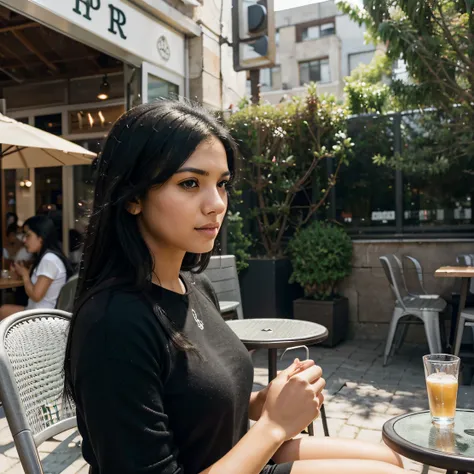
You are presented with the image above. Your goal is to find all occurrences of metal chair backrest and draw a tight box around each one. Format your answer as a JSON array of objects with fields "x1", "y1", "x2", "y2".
[
  {"x1": 204, "y1": 255, "x2": 243, "y2": 319},
  {"x1": 403, "y1": 255, "x2": 427, "y2": 295},
  {"x1": 456, "y1": 253, "x2": 474, "y2": 293},
  {"x1": 457, "y1": 254, "x2": 474, "y2": 266},
  {"x1": 0, "y1": 309, "x2": 76, "y2": 474},
  {"x1": 380, "y1": 254, "x2": 409, "y2": 307},
  {"x1": 56, "y1": 274, "x2": 79, "y2": 312}
]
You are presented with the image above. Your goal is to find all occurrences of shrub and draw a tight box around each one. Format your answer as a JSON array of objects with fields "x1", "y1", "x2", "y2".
[
  {"x1": 227, "y1": 83, "x2": 353, "y2": 258},
  {"x1": 288, "y1": 221, "x2": 352, "y2": 300}
]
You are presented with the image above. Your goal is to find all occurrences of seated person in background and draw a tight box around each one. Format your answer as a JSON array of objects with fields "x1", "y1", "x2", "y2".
[
  {"x1": 3, "y1": 223, "x2": 33, "y2": 267},
  {"x1": 0, "y1": 216, "x2": 73, "y2": 320}
]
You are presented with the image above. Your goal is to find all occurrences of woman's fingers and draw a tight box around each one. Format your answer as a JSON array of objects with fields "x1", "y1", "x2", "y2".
[
  {"x1": 311, "y1": 376, "x2": 326, "y2": 396},
  {"x1": 292, "y1": 364, "x2": 323, "y2": 384},
  {"x1": 317, "y1": 392, "x2": 325, "y2": 407}
]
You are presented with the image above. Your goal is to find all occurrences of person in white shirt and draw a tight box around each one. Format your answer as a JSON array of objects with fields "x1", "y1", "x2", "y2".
[{"x1": 0, "y1": 215, "x2": 73, "y2": 320}]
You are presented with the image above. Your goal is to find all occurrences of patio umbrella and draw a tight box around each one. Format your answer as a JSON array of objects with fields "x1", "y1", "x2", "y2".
[
  {"x1": 0, "y1": 113, "x2": 96, "y2": 169},
  {"x1": 0, "y1": 113, "x2": 97, "y2": 264}
]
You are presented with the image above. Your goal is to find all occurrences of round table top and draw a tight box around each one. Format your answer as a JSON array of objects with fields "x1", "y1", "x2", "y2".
[
  {"x1": 0, "y1": 278, "x2": 23, "y2": 290},
  {"x1": 226, "y1": 318, "x2": 328, "y2": 350},
  {"x1": 382, "y1": 409, "x2": 474, "y2": 471}
]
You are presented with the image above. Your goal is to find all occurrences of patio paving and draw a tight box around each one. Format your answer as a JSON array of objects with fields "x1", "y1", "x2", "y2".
[{"x1": 0, "y1": 339, "x2": 473, "y2": 473}]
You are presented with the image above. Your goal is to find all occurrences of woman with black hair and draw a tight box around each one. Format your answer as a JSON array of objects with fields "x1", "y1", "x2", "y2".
[
  {"x1": 63, "y1": 100, "x2": 406, "y2": 474},
  {"x1": 0, "y1": 215, "x2": 73, "y2": 319}
]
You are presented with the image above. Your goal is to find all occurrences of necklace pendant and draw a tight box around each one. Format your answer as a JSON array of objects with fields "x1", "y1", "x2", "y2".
[{"x1": 192, "y1": 309, "x2": 204, "y2": 330}]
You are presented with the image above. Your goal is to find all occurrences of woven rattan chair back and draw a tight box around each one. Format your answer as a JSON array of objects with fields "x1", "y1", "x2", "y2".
[{"x1": 0, "y1": 309, "x2": 76, "y2": 474}]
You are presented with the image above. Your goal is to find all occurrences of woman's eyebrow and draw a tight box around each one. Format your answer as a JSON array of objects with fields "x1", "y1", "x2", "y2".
[{"x1": 175, "y1": 167, "x2": 230, "y2": 178}]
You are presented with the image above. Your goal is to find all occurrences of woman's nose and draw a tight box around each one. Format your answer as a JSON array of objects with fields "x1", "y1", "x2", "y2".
[{"x1": 203, "y1": 188, "x2": 227, "y2": 215}]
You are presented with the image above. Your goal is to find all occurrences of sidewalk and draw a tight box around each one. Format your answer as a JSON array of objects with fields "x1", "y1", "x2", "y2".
[{"x1": 0, "y1": 339, "x2": 472, "y2": 473}]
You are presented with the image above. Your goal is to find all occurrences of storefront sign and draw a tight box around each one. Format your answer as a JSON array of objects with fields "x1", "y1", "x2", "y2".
[
  {"x1": 72, "y1": 0, "x2": 127, "y2": 40},
  {"x1": 28, "y1": 0, "x2": 184, "y2": 76},
  {"x1": 371, "y1": 211, "x2": 395, "y2": 221}
]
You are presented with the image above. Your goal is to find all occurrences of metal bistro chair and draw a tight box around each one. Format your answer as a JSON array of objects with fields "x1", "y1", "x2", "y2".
[
  {"x1": 56, "y1": 274, "x2": 79, "y2": 312},
  {"x1": 402, "y1": 255, "x2": 438, "y2": 297},
  {"x1": 400, "y1": 255, "x2": 448, "y2": 348},
  {"x1": 453, "y1": 254, "x2": 474, "y2": 356},
  {"x1": 205, "y1": 255, "x2": 243, "y2": 320},
  {"x1": 0, "y1": 309, "x2": 76, "y2": 474},
  {"x1": 380, "y1": 255, "x2": 446, "y2": 366}
]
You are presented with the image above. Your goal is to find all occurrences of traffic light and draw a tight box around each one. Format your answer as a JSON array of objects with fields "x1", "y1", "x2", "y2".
[{"x1": 232, "y1": 0, "x2": 276, "y2": 71}]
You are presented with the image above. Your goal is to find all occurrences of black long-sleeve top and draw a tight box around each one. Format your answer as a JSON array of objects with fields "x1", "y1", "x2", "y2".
[{"x1": 69, "y1": 272, "x2": 255, "y2": 473}]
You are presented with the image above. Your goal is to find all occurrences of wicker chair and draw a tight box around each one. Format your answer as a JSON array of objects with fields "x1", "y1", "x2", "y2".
[{"x1": 0, "y1": 309, "x2": 76, "y2": 474}]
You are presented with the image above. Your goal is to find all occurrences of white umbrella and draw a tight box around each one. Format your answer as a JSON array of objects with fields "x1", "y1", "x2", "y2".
[{"x1": 0, "y1": 113, "x2": 96, "y2": 169}]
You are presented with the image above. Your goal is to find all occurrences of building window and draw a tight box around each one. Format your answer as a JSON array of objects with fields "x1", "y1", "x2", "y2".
[
  {"x1": 320, "y1": 22, "x2": 336, "y2": 37},
  {"x1": 275, "y1": 29, "x2": 280, "y2": 46},
  {"x1": 260, "y1": 67, "x2": 282, "y2": 92},
  {"x1": 300, "y1": 21, "x2": 335, "y2": 42},
  {"x1": 34, "y1": 114, "x2": 62, "y2": 136},
  {"x1": 302, "y1": 25, "x2": 320, "y2": 41},
  {"x1": 348, "y1": 51, "x2": 376, "y2": 74},
  {"x1": 299, "y1": 58, "x2": 330, "y2": 85},
  {"x1": 146, "y1": 74, "x2": 179, "y2": 102},
  {"x1": 68, "y1": 104, "x2": 125, "y2": 135}
]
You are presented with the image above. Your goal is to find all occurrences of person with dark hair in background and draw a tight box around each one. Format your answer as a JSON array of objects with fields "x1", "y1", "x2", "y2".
[
  {"x1": 63, "y1": 100, "x2": 406, "y2": 474},
  {"x1": 0, "y1": 215, "x2": 73, "y2": 319},
  {"x1": 3, "y1": 223, "x2": 26, "y2": 264}
]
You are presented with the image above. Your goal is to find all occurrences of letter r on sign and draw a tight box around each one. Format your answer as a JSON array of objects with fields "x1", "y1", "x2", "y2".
[{"x1": 108, "y1": 4, "x2": 127, "y2": 39}]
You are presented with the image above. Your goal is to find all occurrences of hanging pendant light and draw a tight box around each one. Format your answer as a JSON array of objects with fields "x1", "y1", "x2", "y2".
[{"x1": 97, "y1": 74, "x2": 110, "y2": 100}]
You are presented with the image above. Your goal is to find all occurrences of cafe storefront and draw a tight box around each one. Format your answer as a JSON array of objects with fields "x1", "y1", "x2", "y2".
[{"x1": 0, "y1": 0, "x2": 191, "y2": 256}]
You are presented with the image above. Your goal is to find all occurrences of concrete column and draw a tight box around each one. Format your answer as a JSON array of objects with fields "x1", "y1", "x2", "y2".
[{"x1": 62, "y1": 166, "x2": 74, "y2": 257}]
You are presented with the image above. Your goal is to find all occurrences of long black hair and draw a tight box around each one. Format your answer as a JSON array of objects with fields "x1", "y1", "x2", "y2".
[
  {"x1": 63, "y1": 100, "x2": 238, "y2": 398},
  {"x1": 24, "y1": 215, "x2": 74, "y2": 280}
]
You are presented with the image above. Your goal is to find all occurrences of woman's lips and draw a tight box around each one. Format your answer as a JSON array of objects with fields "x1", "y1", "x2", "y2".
[{"x1": 195, "y1": 227, "x2": 219, "y2": 238}]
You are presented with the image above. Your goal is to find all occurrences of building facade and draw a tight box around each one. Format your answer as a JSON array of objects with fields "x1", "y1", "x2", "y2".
[
  {"x1": 0, "y1": 0, "x2": 245, "y2": 254},
  {"x1": 256, "y1": 0, "x2": 376, "y2": 103}
]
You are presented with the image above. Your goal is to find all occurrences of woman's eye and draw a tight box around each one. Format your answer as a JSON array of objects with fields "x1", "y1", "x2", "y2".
[
  {"x1": 218, "y1": 180, "x2": 230, "y2": 189},
  {"x1": 180, "y1": 179, "x2": 198, "y2": 190}
]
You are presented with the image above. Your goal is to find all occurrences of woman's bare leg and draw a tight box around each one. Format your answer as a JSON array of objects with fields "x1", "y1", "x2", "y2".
[
  {"x1": 0, "y1": 305, "x2": 25, "y2": 321},
  {"x1": 290, "y1": 459, "x2": 407, "y2": 474},
  {"x1": 273, "y1": 437, "x2": 403, "y2": 468}
]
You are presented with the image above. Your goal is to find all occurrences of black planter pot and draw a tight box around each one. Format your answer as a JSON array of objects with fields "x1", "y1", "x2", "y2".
[
  {"x1": 240, "y1": 258, "x2": 303, "y2": 319},
  {"x1": 293, "y1": 297, "x2": 349, "y2": 347}
]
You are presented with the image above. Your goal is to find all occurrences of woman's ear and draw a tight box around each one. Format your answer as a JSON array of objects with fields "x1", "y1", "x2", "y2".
[{"x1": 126, "y1": 199, "x2": 142, "y2": 216}]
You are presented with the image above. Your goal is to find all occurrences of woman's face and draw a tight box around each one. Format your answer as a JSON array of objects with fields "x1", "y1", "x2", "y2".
[
  {"x1": 135, "y1": 137, "x2": 230, "y2": 256},
  {"x1": 23, "y1": 225, "x2": 43, "y2": 253}
]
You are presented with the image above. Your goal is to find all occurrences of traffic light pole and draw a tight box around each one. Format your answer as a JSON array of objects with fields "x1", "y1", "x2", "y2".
[{"x1": 249, "y1": 69, "x2": 260, "y2": 105}]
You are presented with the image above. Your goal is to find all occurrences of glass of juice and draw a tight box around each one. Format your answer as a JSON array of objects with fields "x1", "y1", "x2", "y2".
[{"x1": 423, "y1": 354, "x2": 460, "y2": 425}]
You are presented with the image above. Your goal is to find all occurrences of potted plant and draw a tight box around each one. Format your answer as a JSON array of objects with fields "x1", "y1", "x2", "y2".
[
  {"x1": 288, "y1": 221, "x2": 353, "y2": 346},
  {"x1": 227, "y1": 84, "x2": 353, "y2": 319}
]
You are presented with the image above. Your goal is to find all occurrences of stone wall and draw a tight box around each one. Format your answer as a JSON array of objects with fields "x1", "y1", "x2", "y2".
[{"x1": 339, "y1": 239, "x2": 474, "y2": 342}]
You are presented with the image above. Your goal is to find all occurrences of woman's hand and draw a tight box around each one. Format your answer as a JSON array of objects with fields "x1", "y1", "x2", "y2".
[
  {"x1": 13, "y1": 262, "x2": 29, "y2": 279},
  {"x1": 258, "y1": 358, "x2": 325, "y2": 441}
]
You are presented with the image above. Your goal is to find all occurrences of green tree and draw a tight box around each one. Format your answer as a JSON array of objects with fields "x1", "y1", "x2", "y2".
[
  {"x1": 344, "y1": 52, "x2": 394, "y2": 114},
  {"x1": 339, "y1": 0, "x2": 474, "y2": 167}
]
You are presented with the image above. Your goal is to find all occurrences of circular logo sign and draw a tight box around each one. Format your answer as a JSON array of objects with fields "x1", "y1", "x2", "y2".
[{"x1": 157, "y1": 36, "x2": 170, "y2": 61}]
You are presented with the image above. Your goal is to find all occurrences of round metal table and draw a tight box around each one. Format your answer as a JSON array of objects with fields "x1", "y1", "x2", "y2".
[
  {"x1": 227, "y1": 318, "x2": 329, "y2": 436},
  {"x1": 382, "y1": 410, "x2": 474, "y2": 473}
]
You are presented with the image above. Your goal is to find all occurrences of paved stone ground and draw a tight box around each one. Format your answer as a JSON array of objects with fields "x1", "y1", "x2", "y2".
[{"x1": 0, "y1": 340, "x2": 473, "y2": 473}]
